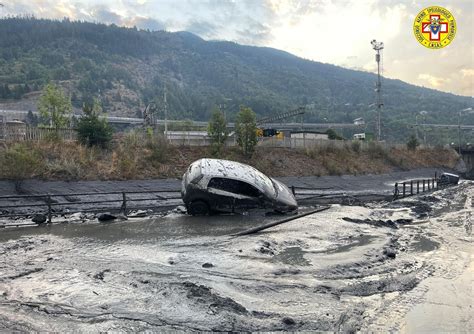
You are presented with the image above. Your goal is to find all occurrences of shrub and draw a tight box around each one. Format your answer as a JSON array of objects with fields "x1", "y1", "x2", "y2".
[
  {"x1": 76, "y1": 101, "x2": 113, "y2": 148},
  {"x1": 351, "y1": 140, "x2": 361, "y2": 153},
  {"x1": 0, "y1": 143, "x2": 42, "y2": 192},
  {"x1": 406, "y1": 135, "x2": 419, "y2": 151}
]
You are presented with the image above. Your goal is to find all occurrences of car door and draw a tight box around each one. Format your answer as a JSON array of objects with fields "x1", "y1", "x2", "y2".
[{"x1": 207, "y1": 177, "x2": 262, "y2": 213}]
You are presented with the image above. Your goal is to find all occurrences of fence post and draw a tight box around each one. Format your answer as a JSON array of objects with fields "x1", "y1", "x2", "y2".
[
  {"x1": 402, "y1": 182, "x2": 406, "y2": 197},
  {"x1": 428, "y1": 179, "x2": 431, "y2": 190},
  {"x1": 121, "y1": 192, "x2": 127, "y2": 215},
  {"x1": 394, "y1": 182, "x2": 399, "y2": 199},
  {"x1": 410, "y1": 180, "x2": 413, "y2": 195},
  {"x1": 47, "y1": 194, "x2": 52, "y2": 224},
  {"x1": 417, "y1": 180, "x2": 420, "y2": 194},
  {"x1": 423, "y1": 180, "x2": 426, "y2": 192},
  {"x1": 432, "y1": 179, "x2": 435, "y2": 189}
]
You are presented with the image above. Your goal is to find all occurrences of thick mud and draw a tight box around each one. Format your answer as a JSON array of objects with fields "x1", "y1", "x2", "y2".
[{"x1": 0, "y1": 180, "x2": 472, "y2": 331}]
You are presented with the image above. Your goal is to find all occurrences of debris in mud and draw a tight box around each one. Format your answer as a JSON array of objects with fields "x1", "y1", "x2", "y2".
[
  {"x1": 93, "y1": 269, "x2": 110, "y2": 281},
  {"x1": 31, "y1": 214, "x2": 47, "y2": 224},
  {"x1": 182, "y1": 282, "x2": 248, "y2": 315},
  {"x1": 273, "y1": 268, "x2": 301, "y2": 276},
  {"x1": 202, "y1": 262, "x2": 214, "y2": 268},
  {"x1": 255, "y1": 240, "x2": 277, "y2": 255},
  {"x1": 342, "y1": 217, "x2": 413, "y2": 229},
  {"x1": 128, "y1": 210, "x2": 148, "y2": 218},
  {"x1": 97, "y1": 213, "x2": 117, "y2": 222},
  {"x1": 340, "y1": 274, "x2": 420, "y2": 296},
  {"x1": 2, "y1": 267, "x2": 43, "y2": 281},
  {"x1": 383, "y1": 247, "x2": 397, "y2": 258}
]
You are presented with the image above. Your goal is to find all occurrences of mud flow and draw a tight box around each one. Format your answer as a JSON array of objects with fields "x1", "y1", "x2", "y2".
[{"x1": 0, "y1": 181, "x2": 472, "y2": 331}]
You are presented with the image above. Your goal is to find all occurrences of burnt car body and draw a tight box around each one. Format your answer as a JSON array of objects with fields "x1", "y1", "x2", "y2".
[{"x1": 181, "y1": 159, "x2": 298, "y2": 215}]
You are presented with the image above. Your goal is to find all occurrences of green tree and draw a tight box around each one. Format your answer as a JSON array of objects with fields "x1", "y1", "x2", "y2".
[
  {"x1": 38, "y1": 83, "x2": 72, "y2": 129},
  {"x1": 76, "y1": 99, "x2": 113, "y2": 147},
  {"x1": 235, "y1": 106, "x2": 257, "y2": 157},
  {"x1": 406, "y1": 134, "x2": 419, "y2": 151},
  {"x1": 326, "y1": 129, "x2": 344, "y2": 140},
  {"x1": 207, "y1": 107, "x2": 228, "y2": 156}
]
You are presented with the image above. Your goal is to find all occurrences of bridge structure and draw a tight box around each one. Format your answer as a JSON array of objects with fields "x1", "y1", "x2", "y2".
[
  {"x1": 457, "y1": 146, "x2": 474, "y2": 180},
  {"x1": 0, "y1": 110, "x2": 360, "y2": 131}
]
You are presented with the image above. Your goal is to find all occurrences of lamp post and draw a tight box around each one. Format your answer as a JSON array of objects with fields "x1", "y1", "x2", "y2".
[{"x1": 458, "y1": 107, "x2": 473, "y2": 154}]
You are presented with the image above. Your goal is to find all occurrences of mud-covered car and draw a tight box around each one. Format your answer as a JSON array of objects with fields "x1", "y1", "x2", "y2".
[
  {"x1": 439, "y1": 172, "x2": 459, "y2": 185},
  {"x1": 181, "y1": 159, "x2": 298, "y2": 215}
]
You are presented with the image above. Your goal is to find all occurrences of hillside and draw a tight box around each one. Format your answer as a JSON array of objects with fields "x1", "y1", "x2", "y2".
[{"x1": 0, "y1": 17, "x2": 472, "y2": 142}]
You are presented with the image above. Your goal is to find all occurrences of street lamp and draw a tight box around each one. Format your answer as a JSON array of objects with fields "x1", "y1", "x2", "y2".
[{"x1": 458, "y1": 107, "x2": 473, "y2": 153}]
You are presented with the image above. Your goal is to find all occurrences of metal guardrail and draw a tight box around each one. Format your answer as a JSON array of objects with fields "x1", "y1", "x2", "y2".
[
  {"x1": 0, "y1": 189, "x2": 182, "y2": 226},
  {"x1": 393, "y1": 178, "x2": 438, "y2": 199}
]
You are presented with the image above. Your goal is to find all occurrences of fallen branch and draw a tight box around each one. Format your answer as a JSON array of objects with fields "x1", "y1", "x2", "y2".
[{"x1": 233, "y1": 206, "x2": 331, "y2": 236}]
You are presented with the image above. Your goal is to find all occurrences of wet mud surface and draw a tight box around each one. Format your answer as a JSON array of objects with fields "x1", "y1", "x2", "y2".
[{"x1": 0, "y1": 178, "x2": 472, "y2": 331}]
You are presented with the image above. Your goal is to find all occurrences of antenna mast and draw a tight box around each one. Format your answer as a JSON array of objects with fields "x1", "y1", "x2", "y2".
[
  {"x1": 163, "y1": 86, "x2": 168, "y2": 138},
  {"x1": 371, "y1": 39, "x2": 384, "y2": 141}
]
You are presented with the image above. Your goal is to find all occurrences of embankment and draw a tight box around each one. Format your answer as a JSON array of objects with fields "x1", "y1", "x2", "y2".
[{"x1": 0, "y1": 138, "x2": 459, "y2": 181}]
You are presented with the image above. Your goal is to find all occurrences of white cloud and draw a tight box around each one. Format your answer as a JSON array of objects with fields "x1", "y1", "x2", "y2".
[{"x1": 418, "y1": 74, "x2": 450, "y2": 88}]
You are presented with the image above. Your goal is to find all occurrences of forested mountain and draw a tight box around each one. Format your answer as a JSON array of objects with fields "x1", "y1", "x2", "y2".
[{"x1": 0, "y1": 17, "x2": 471, "y2": 142}]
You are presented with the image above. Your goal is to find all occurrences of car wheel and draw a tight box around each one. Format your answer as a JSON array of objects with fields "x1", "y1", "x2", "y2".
[{"x1": 188, "y1": 200, "x2": 210, "y2": 216}]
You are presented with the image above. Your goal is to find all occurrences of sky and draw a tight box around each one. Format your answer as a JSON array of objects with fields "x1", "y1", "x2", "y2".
[{"x1": 2, "y1": 0, "x2": 473, "y2": 97}]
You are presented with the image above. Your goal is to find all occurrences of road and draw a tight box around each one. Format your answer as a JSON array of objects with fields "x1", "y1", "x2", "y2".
[{"x1": 0, "y1": 174, "x2": 471, "y2": 331}]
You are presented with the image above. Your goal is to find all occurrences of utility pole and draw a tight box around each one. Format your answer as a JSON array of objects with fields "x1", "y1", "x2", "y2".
[
  {"x1": 371, "y1": 39, "x2": 384, "y2": 141},
  {"x1": 163, "y1": 86, "x2": 168, "y2": 138}
]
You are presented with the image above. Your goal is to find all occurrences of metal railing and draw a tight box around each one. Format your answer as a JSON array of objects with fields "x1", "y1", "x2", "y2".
[
  {"x1": 0, "y1": 189, "x2": 181, "y2": 227},
  {"x1": 392, "y1": 173, "x2": 454, "y2": 199}
]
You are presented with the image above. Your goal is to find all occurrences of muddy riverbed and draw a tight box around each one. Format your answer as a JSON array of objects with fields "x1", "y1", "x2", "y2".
[{"x1": 0, "y1": 178, "x2": 472, "y2": 331}]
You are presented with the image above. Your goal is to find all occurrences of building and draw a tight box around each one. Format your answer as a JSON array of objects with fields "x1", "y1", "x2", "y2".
[{"x1": 290, "y1": 131, "x2": 329, "y2": 140}]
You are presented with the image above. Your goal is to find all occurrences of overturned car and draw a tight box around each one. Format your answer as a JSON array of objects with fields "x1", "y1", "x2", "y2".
[{"x1": 181, "y1": 159, "x2": 298, "y2": 215}]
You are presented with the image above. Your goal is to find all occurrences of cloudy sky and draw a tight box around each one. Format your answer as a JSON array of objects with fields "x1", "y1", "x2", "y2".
[{"x1": 2, "y1": 0, "x2": 473, "y2": 96}]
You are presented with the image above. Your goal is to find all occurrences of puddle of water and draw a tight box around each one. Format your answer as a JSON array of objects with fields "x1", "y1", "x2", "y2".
[
  {"x1": 273, "y1": 246, "x2": 311, "y2": 266},
  {"x1": 410, "y1": 235, "x2": 440, "y2": 252},
  {"x1": 0, "y1": 214, "x2": 268, "y2": 244}
]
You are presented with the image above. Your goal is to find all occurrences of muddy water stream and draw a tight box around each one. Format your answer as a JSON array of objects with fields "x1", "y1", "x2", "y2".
[{"x1": 0, "y1": 182, "x2": 472, "y2": 331}]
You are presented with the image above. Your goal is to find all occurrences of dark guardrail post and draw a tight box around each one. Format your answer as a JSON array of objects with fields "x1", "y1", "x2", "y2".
[
  {"x1": 121, "y1": 192, "x2": 127, "y2": 215},
  {"x1": 47, "y1": 194, "x2": 52, "y2": 224},
  {"x1": 428, "y1": 179, "x2": 431, "y2": 191},
  {"x1": 423, "y1": 180, "x2": 425, "y2": 192},
  {"x1": 394, "y1": 182, "x2": 399, "y2": 199},
  {"x1": 410, "y1": 180, "x2": 413, "y2": 195},
  {"x1": 402, "y1": 182, "x2": 406, "y2": 197},
  {"x1": 417, "y1": 180, "x2": 420, "y2": 194}
]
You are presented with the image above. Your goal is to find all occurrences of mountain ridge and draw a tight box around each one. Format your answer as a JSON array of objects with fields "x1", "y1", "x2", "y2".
[{"x1": 0, "y1": 17, "x2": 471, "y2": 142}]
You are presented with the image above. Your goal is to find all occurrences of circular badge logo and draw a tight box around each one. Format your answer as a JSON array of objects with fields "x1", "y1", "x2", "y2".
[{"x1": 413, "y1": 6, "x2": 456, "y2": 49}]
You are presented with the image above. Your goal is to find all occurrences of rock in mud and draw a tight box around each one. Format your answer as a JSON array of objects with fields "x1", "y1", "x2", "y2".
[
  {"x1": 383, "y1": 247, "x2": 397, "y2": 259},
  {"x1": 202, "y1": 262, "x2": 214, "y2": 268},
  {"x1": 282, "y1": 317, "x2": 296, "y2": 326},
  {"x1": 97, "y1": 213, "x2": 117, "y2": 222},
  {"x1": 32, "y1": 214, "x2": 47, "y2": 224}
]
